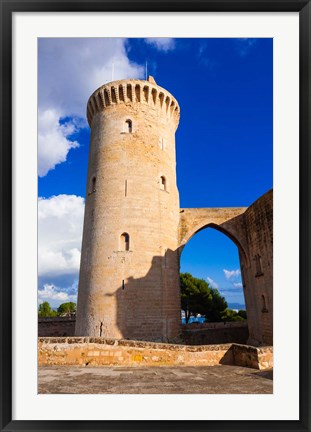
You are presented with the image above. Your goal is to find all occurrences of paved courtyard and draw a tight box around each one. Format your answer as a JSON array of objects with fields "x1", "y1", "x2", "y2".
[{"x1": 38, "y1": 365, "x2": 273, "y2": 394}]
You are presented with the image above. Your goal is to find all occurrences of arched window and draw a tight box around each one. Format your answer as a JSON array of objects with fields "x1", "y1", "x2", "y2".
[
  {"x1": 125, "y1": 119, "x2": 132, "y2": 133},
  {"x1": 160, "y1": 176, "x2": 166, "y2": 191},
  {"x1": 120, "y1": 233, "x2": 130, "y2": 251}
]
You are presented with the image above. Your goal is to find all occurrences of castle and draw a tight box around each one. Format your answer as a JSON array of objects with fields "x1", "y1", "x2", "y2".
[{"x1": 75, "y1": 76, "x2": 273, "y2": 346}]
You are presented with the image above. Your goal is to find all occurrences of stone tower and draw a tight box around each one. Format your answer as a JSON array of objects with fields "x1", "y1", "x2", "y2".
[{"x1": 75, "y1": 76, "x2": 181, "y2": 341}]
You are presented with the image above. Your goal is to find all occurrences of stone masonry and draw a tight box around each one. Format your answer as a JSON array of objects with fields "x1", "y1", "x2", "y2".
[
  {"x1": 75, "y1": 77, "x2": 273, "y2": 346},
  {"x1": 38, "y1": 337, "x2": 273, "y2": 370},
  {"x1": 75, "y1": 77, "x2": 181, "y2": 341},
  {"x1": 178, "y1": 190, "x2": 273, "y2": 346}
]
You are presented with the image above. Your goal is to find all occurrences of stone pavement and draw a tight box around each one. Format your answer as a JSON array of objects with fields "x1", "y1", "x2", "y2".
[{"x1": 38, "y1": 365, "x2": 273, "y2": 394}]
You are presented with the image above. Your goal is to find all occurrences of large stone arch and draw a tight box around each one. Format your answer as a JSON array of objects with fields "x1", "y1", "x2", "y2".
[
  {"x1": 178, "y1": 190, "x2": 273, "y2": 346},
  {"x1": 178, "y1": 207, "x2": 249, "y2": 265}
]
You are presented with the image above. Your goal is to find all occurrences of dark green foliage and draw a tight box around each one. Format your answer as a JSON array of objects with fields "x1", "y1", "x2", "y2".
[
  {"x1": 38, "y1": 301, "x2": 77, "y2": 317},
  {"x1": 38, "y1": 301, "x2": 57, "y2": 317},
  {"x1": 180, "y1": 272, "x2": 227, "y2": 323},
  {"x1": 57, "y1": 302, "x2": 76, "y2": 317},
  {"x1": 238, "y1": 309, "x2": 247, "y2": 319},
  {"x1": 221, "y1": 308, "x2": 247, "y2": 322}
]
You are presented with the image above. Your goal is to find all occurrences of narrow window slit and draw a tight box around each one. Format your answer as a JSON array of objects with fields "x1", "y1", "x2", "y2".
[
  {"x1": 261, "y1": 294, "x2": 268, "y2": 313},
  {"x1": 160, "y1": 176, "x2": 166, "y2": 191},
  {"x1": 89, "y1": 176, "x2": 96, "y2": 195},
  {"x1": 122, "y1": 280, "x2": 125, "y2": 290},
  {"x1": 254, "y1": 254, "x2": 264, "y2": 277}
]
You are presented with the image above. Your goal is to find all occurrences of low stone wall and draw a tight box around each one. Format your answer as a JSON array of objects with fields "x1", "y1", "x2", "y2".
[
  {"x1": 38, "y1": 317, "x2": 76, "y2": 337},
  {"x1": 38, "y1": 338, "x2": 273, "y2": 370},
  {"x1": 183, "y1": 321, "x2": 247, "y2": 330},
  {"x1": 38, "y1": 317, "x2": 248, "y2": 346},
  {"x1": 182, "y1": 322, "x2": 249, "y2": 345},
  {"x1": 233, "y1": 344, "x2": 273, "y2": 370}
]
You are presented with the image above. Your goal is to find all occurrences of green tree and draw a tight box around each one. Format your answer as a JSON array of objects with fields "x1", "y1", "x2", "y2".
[
  {"x1": 220, "y1": 308, "x2": 245, "y2": 322},
  {"x1": 238, "y1": 309, "x2": 247, "y2": 320},
  {"x1": 57, "y1": 302, "x2": 76, "y2": 317},
  {"x1": 205, "y1": 288, "x2": 229, "y2": 322},
  {"x1": 38, "y1": 301, "x2": 57, "y2": 317},
  {"x1": 180, "y1": 272, "x2": 227, "y2": 323}
]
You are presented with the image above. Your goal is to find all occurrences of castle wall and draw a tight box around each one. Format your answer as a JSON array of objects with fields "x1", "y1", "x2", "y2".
[
  {"x1": 242, "y1": 189, "x2": 273, "y2": 345},
  {"x1": 38, "y1": 317, "x2": 75, "y2": 337},
  {"x1": 38, "y1": 316, "x2": 248, "y2": 345},
  {"x1": 182, "y1": 322, "x2": 249, "y2": 345},
  {"x1": 75, "y1": 78, "x2": 181, "y2": 341}
]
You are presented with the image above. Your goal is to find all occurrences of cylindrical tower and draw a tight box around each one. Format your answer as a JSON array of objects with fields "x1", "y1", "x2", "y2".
[{"x1": 75, "y1": 76, "x2": 181, "y2": 341}]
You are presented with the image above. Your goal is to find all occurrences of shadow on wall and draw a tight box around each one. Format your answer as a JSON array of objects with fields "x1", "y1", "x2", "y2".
[
  {"x1": 219, "y1": 345, "x2": 235, "y2": 365},
  {"x1": 103, "y1": 247, "x2": 251, "y2": 344},
  {"x1": 105, "y1": 249, "x2": 181, "y2": 342}
]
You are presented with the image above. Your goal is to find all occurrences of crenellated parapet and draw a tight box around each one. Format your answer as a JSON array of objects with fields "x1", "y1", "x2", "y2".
[{"x1": 86, "y1": 76, "x2": 180, "y2": 129}]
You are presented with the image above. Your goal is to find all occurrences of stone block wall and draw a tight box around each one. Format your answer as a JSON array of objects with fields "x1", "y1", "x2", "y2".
[
  {"x1": 38, "y1": 317, "x2": 76, "y2": 337},
  {"x1": 233, "y1": 344, "x2": 273, "y2": 370},
  {"x1": 38, "y1": 337, "x2": 273, "y2": 370},
  {"x1": 182, "y1": 322, "x2": 249, "y2": 345},
  {"x1": 38, "y1": 317, "x2": 248, "y2": 345},
  {"x1": 241, "y1": 189, "x2": 273, "y2": 345}
]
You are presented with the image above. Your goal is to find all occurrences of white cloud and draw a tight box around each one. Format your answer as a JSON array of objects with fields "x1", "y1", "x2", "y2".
[
  {"x1": 38, "y1": 195, "x2": 85, "y2": 277},
  {"x1": 38, "y1": 109, "x2": 80, "y2": 177},
  {"x1": 233, "y1": 282, "x2": 243, "y2": 288},
  {"x1": 223, "y1": 269, "x2": 241, "y2": 280},
  {"x1": 39, "y1": 38, "x2": 144, "y2": 176},
  {"x1": 144, "y1": 38, "x2": 175, "y2": 52},
  {"x1": 207, "y1": 277, "x2": 219, "y2": 289},
  {"x1": 39, "y1": 38, "x2": 143, "y2": 117},
  {"x1": 38, "y1": 283, "x2": 77, "y2": 303},
  {"x1": 38, "y1": 281, "x2": 78, "y2": 307}
]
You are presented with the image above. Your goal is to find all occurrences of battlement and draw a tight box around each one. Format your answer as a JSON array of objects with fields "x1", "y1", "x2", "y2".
[{"x1": 86, "y1": 76, "x2": 180, "y2": 128}]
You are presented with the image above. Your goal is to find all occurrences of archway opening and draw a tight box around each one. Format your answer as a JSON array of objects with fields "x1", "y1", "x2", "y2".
[
  {"x1": 120, "y1": 232, "x2": 130, "y2": 251},
  {"x1": 125, "y1": 119, "x2": 132, "y2": 133},
  {"x1": 180, "y1": 226, "x2": 248, "y2": 343}
]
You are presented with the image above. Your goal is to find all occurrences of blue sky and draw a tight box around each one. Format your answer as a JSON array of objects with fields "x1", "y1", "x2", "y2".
[{"x1": 38, "y1": 37, "x2": 272, "y2": 309}]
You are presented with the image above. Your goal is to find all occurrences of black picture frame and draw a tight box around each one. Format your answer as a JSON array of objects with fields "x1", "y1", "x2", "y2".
[{"x1": 1, "y1": 1, "x2": 310, "y2": 431}]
